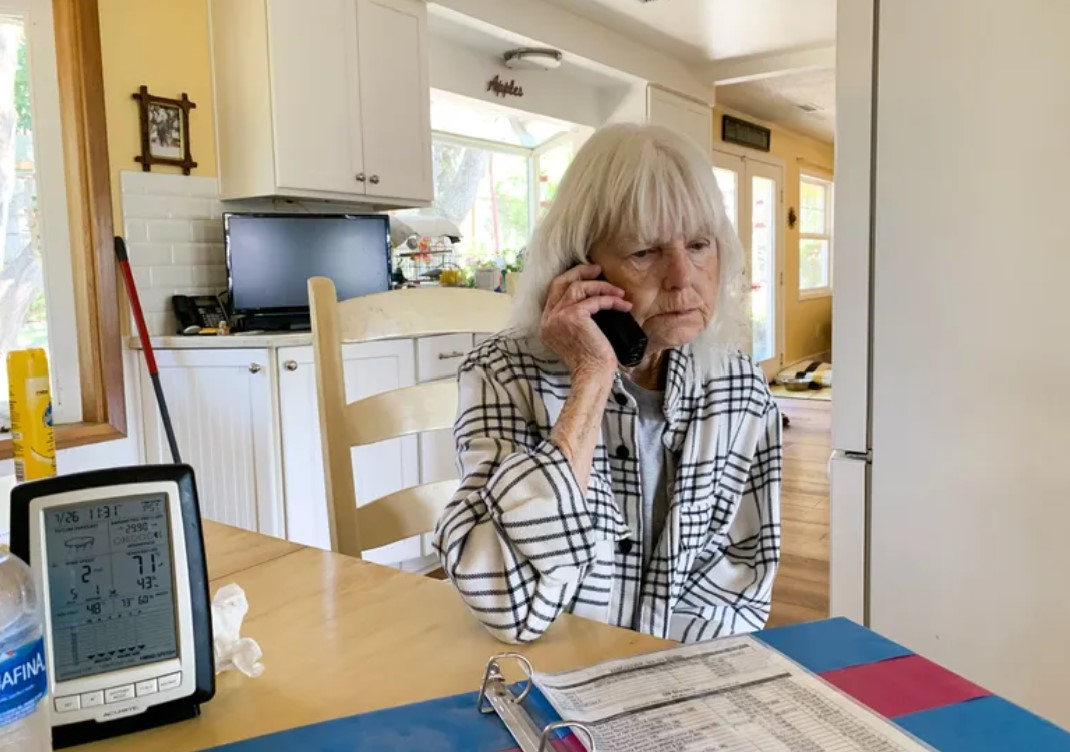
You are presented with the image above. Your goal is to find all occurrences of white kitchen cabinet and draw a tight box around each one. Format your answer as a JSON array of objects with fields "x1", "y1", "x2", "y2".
[
  {"x1": 133, "y1": 329, "x2": 494, "y2": 567},
  {"x1": 356, "y1": 0, "x2": 432, "y2": 202},
  {"x1": 209, "y1": 0, "x2": 432, "y2": 206},
  {"x1": 647, "y1": 86, "x2": 713, "y2": 158},
  {"x1": 413, "y1": 334, "x2": 473, "y2": 553},
  {"x1": 138, "y1": 349, "x2": 283, "y2": 537},
  {"x1": 415, "y1": 335, "x2": 471, "y2": 485},
  {"x1": 276, "y1": 341, "x2": 421, "y2": 564}
]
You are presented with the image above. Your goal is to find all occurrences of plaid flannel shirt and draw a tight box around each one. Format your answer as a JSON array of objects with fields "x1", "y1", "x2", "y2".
[{"x1": 433, "y1": 334, "x2": 782, "y2": 644}]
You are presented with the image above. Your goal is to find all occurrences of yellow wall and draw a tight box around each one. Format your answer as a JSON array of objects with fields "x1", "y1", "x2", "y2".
[
  {"x1": 713, "y1": 107, "x2": 834, "y2": 364},
  {"x1": 98, "y1": 0, "x2": 217, "y2": 226}
]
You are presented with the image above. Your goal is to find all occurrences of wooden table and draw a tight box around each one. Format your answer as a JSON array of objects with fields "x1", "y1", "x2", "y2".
[{"x1": 87, "y1": 522, "x2": 669, "y2": 751}]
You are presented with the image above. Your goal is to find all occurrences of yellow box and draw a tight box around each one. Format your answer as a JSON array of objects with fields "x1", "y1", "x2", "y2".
[{"x1": 7, "y1": 348, "x2": 56, "y2": 481}]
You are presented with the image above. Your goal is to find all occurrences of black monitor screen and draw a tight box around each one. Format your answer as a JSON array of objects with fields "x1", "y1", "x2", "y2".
[{"x1": 225, "y1": 214, "x2": 391, "y2": 313}]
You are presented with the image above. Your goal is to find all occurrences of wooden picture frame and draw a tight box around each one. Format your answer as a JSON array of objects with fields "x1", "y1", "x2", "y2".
[{"x1": 132, "y1": 85, "x2": 198, "y2": 174}]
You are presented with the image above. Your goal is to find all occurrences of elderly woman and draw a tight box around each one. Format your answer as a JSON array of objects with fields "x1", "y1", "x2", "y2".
[{"x1": 434, "y1": 123, "x2": 781, "y2": 644}]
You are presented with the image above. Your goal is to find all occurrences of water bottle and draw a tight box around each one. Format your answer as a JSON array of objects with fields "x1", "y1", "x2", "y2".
[{"x1": 0, "y1": 549, "x2": 49, "y2": 751}]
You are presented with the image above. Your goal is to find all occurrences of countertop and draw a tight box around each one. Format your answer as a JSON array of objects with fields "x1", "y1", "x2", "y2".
[{"x1": 127, "y1": 332, "x2": 314, "y2": 350}]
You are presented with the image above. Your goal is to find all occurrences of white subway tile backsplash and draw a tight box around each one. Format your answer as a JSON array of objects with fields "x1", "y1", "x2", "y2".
[
  {"x1": 122, "y1": 172, "x2": 344, "y2": 335},
  {"x1": 168, "y1": 197, "x2": 215, "y2": 219},
  {"x1": 122, "y1": 171, "x2": 219, "y2": 198},
  {"x1": 147, "y1": 219, "x2": 192, "y2": 243},
  {"x1": 125, "y1": 243, "x2": 172, "y2": 267},
  {"x1": 120, "y1": 171, "x2": 154, "y2": 194},
  {"x1": 138, "y1": 286, "x2": 177, "y2": 313},
  {"x1": 185, "y1": 176, "x2": 221, "y2": 198},
  {"x1": 192, "y1": 265, "x2": 228, "y2": 286},
  {"x1": 145, "y1": 312, "x2": 175, "y2": 336},
  {"x1": 151, "y1": 266, "x2": 194, "y2": 288},
  {"x1": 190, "y1": 219, "x2": 224, "y2": 242},
  {"x1": 122, "y1": 194, "x2": 172, "y2": 219},
  {"x1": 174, "y1": 242, "x2": 225, "y2": 265},
  {"x1": 124, "y1": 219, "x2": 149, "y2": 243}
]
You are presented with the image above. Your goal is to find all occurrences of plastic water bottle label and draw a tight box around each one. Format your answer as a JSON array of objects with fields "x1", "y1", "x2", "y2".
[{"x1": 0, "y1": 638, "x2": 47, "y2": 728}]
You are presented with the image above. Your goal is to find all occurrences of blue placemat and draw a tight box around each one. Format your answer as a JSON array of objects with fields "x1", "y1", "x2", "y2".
[
  {"x1": 895, "y1": 696, "x2": 1070, "y2": 751},
  {"x1": 756, "y1": 617, "x2": 913, "y2": 673},
  {"x1": 207, "y1": 684, "x2": 564, "y2": 752}
]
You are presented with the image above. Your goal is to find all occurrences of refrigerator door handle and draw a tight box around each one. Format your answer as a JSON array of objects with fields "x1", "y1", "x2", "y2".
[{"x1": 831, "y1": 449, "x2": 872, "y2": 462}]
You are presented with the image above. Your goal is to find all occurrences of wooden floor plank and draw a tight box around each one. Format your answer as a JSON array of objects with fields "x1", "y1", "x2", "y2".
[{"x1": 769, "y1": 398, "x2": 831, "y2": 627}]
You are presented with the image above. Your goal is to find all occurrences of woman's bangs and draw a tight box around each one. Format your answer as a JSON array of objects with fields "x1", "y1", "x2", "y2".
[{"x1": 610, "y1": 146, "x2": 719, "y2": 249}]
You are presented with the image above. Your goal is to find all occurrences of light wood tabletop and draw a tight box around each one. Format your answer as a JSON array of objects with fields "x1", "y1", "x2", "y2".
[{"x1": 86, "y1": 521, "x2": 670, "y2": 751}]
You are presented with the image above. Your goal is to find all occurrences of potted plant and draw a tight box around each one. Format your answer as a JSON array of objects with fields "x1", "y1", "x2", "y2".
[{"x1": 502, "y1": 248, "x2": 525, "y2": 296}]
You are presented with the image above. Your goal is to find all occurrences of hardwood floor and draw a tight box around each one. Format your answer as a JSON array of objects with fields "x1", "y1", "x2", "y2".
[{"x1": 768, "y1": 397, "x2": 831, "y2": 628}]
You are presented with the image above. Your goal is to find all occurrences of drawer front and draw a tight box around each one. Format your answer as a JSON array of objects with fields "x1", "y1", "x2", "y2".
[{"x1": 416, "y1": 334, "x2": 474, "y2": 383}]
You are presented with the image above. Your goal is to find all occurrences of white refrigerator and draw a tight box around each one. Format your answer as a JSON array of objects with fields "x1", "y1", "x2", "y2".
[{"x1": 830, "y1": 0, "x2": 1070, "y2": 729}]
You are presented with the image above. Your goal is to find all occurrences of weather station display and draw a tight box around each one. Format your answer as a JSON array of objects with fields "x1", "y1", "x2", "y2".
[{"x1": 45, "y1": 495, "x2": 178, "y2": 682}]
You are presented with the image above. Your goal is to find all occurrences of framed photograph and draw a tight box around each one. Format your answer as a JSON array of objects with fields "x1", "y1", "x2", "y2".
[{"x1": 133, "y1": 86, "x2": 198, "y2": 174}]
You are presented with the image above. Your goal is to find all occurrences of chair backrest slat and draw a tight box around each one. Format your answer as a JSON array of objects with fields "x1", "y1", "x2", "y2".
[
  {"x1": 308, "y1": 276, "x2": 510, "y2": 560},
  {"x1": 346, "y1": 381, "x2": 457, "y2": 446}
]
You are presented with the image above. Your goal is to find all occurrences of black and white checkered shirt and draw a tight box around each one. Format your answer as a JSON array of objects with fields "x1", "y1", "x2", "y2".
[{"x1": 434, "y1": 333, "x2": 782, "y2": 644}]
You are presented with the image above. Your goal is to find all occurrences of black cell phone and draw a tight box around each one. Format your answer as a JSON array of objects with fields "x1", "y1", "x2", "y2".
[{"x1": 592, "y1": 274, "x2": 647, "y2": 367}]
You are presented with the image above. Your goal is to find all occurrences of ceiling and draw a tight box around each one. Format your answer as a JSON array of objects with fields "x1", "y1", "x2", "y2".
[
  {"x1": 539, "y1": 0, "x2": 835, "y2": 62},
  {"x1": 427, "y1": 10, "x2": 634, "y2": 90},
  {"x1": 537, "y1": 0, "x2": 837, "y2": 143},
  {"x1": 716, "y1": 68, "x2": 836, "y2": 143}
]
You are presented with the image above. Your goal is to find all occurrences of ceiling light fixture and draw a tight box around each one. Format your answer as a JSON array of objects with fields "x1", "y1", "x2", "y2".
[{"x1": 503, "y1": 48, "x2": 562, "y2": 71}]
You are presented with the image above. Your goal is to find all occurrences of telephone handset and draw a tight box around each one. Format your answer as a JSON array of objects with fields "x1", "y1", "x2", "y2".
[
  {"x1": 591, "y1": 273, "x2": 647, "y2": 367},
  {"x1": 172, "y1": 294, "x2": 228, "y2": 335}
]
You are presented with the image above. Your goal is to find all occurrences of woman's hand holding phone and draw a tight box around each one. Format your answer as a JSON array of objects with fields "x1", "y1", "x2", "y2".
[{"x1": 540, "y1": 264, "x2": 631, "y2": 382}]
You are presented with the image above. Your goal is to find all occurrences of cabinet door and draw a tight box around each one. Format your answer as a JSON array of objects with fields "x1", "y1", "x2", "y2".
[
  {"x1": 648, "y1": 87, "x2": 712, "y2": 158},
  {"x1": 277, "y1": 341, "x2": 419, "y2": 564},
  {"x1": 139, "y1": 349, "x2": 282, "y2": 536},
  {"x1": 267, "y1": 0, "x2": 365, "y2": 195},
  {"x1": 356, "y1": 0, "x2": 432, "y2": 202}
]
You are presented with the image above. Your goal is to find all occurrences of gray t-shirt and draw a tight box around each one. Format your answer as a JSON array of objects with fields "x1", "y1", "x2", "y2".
[{"x1": 621, "y1": 378, "x2": 673, "y2": 570}]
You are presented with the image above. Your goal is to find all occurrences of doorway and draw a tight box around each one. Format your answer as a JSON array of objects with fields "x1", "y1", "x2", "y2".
[{"x1": 712, "y1": 150, "x2": 785, "y2": 378}]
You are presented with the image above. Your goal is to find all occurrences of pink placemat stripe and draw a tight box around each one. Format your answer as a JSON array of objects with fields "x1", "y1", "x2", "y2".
[{"x1": 821, "y1": 654, "x2": 992, "y2": 718}]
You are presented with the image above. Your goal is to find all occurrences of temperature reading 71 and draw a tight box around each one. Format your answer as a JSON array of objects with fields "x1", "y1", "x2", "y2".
[{"x1": 130, "y1": 552, "x2": 161, "y2": 575}]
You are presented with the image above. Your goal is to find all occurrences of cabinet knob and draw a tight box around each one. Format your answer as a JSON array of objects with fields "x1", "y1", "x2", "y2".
[
  {"x1": 284, "y1": 360, "x2": 298, "y2": 371},
  {"x1": 369, "y1": 174, "x2": 380, "y2": 184},
  {"x1": 248, "y1": 363, "x2": 262, "y2": 374},
  {"x1": 355, "y1": 172, "x2": 366, "y2": 182}
]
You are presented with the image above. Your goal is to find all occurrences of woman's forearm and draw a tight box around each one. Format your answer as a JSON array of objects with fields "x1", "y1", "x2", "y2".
[{"x1": 550, "y1": 372, "x2": 613, "y2": 489}]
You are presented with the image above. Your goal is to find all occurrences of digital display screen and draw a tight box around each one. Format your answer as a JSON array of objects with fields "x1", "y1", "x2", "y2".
[
  {"x1": 45, "y1": 495, "x2": 178, "y2": 682},
  {"x1": 226, "y1": 214, "x2": 391, "y2": 313}
]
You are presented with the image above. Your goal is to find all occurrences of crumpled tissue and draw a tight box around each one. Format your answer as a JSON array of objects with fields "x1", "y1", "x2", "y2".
[{"x1": 212, "y1": 583, "x2": 265, "y2": 678}]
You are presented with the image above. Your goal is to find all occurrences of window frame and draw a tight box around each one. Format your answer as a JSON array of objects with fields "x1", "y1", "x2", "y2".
[
  {"x1": 426, "y1": 127, "x2": 589, "y2": 262},
  {"x1": 0, "y1": 0, "x2": 125, "y2": 460},
  {"x1": 798, "y1": 171, "x2": 834, "y2": 300}
]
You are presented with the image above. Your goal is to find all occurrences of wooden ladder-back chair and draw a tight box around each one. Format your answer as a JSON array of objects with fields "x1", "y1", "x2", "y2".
[{"x1": 308, "y1": 277, "x2": 512, "y2": 559}]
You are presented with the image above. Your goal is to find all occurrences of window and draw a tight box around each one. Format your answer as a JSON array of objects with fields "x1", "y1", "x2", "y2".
[
  {"x1": 0, "y1": 11, "x2": 81, "y2": 426},
  {"x1": 1, "y1": 0, "x2": 126, "y2": 457},
  {"x1": 799, "y1": 173, "x2": 833, "y2": 297},
  {"x1": 398, "y1": 90, "x2": 589, "y2": 269}
]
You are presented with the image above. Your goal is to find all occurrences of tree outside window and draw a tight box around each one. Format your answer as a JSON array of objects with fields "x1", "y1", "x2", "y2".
[
  {"x1": 1, "y1": 20, "x2": 45, "y2": 424},
  {"x1": 396, "y1": 90, "x2": 589, "y2": 274}
]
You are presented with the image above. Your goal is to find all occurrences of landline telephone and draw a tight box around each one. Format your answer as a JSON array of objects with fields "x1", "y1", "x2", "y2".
[
  {"x1": 591, "y1": 272, "x2": 647, "y2": 367},
  {"x1": 172, "y1": 294, "x2": 228, "y2": 335}
]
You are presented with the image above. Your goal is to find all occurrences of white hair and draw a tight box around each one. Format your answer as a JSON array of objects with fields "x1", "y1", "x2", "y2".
[{"x1": 510, "y1": 122, "x2": 748, "y2": 370}]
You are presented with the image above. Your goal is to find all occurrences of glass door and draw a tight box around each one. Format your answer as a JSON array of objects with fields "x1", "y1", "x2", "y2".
[{"x1": 712, "y1": 151, "x2": 784, "y2": 376}]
